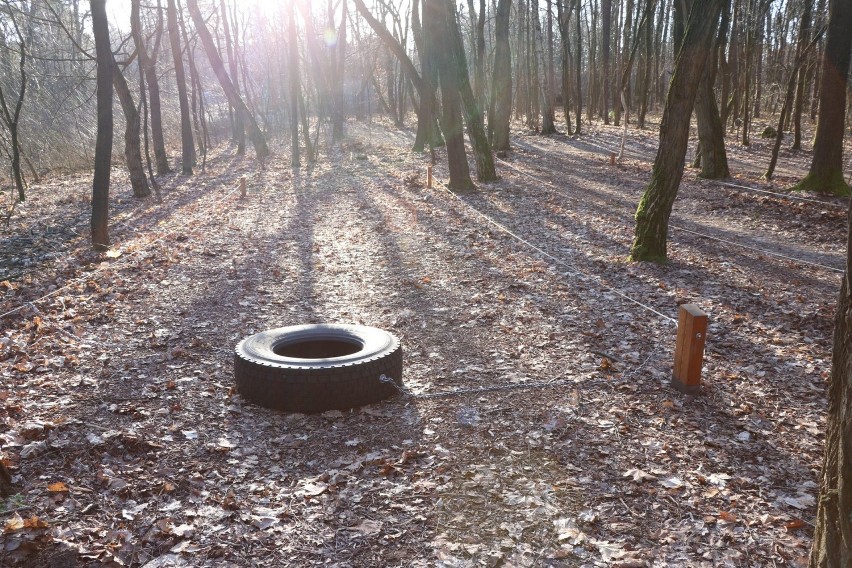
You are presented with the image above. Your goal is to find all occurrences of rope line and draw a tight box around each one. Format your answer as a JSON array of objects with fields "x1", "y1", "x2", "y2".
[
  {"x1": 433, "y1": 176, "x2": 677, "y2": 325},
  {"x1": 496, "y1": 156, "x2": 845, "y2": 275},
  {"x1": 716, "y1": 180, "x2": 848, "y2": 209},
  {"x1": 668, "y1": 224, "x2": 845, "y2": 273},
  {"x1": 0, "y1": 180, "x2": 244, "y2": 321}
]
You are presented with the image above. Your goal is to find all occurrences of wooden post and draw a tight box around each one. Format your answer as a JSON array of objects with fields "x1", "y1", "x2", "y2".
[
  {"x1": 427, "y1": 166, "x2": 433, "y2": 188},
  {"x1": 671, "y1": 304, "x2": 708, "y2": 394},
  {"x1": 610, "y1": 152, "x2": 616, "y2": 166},
  {"x1": 239, "y1": 176, "x2": 246, "y2": 199}
]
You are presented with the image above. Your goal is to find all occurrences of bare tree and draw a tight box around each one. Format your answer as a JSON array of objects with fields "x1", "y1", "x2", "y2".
[
  {"x1": 91, "y1": 0, "x2": 112, "y2": 250},
  {"x1": 186, "y1": 0, "x2": 269, "y2": 159},
  {"x1": 630, "y1": 0, "x2": 725, "y2": 262},
  {"x1": 0, "y1": 0, "x2": 31, "y2": 202},
  {"x1": 167, "y1": 0, "x2": 195, "y2": 174}
]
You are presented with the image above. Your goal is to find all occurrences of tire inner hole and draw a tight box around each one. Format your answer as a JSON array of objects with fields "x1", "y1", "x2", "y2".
[{"x1": 273, "y1": 339, "x2": 363, "y2": 359}]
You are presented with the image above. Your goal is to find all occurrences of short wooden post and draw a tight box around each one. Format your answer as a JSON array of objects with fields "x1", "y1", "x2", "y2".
[
  {"x1": 427, "y1": 166, "x2": 433, "y2": 188},
  {"x1": 671, "y1": 304, "x2": 708, "y2": 394},
  {"x1": 239, "y1": 176, "x2": 246, "y2": 199},
  {"x1": 610, "y1": 152, "x2": 616, "y2": 166}
]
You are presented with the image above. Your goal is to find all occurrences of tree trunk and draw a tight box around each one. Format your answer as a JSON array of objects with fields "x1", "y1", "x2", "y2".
[
  {"x1": 575, "y1": 0, "x2": 583, "y2": 133},
  {"x1": 602, "y1": 0, "x2": 612, "y2": 124},
  {"x1": 91, "y1": 0, "x2": 112, "y2": 250},
  {"x1": 221, "y1": 0, "x2": 245, "y2": 154},
  {"x1": 186, "y1": 0, "x2": 270, "y2": 159},
  {"x1": 630, "y1": 0, "x2": 724, "y2": 262},
  {"x1": 167, "y1": 0, "x2": 195, "y2": 174},
  {"x1": 132, "y1": 0, "x2": 170, "y2": 175},
  {"x1": 795, "y1": 0, "x2": 852, "y2": 197},
  {"x1": 792, "y1": 0, "x2": 813, "y2": 151},
  {"x1": 694, "y1": 1, "x2": 730, "y2": 179},
  {"x1": 424, "y1": 0, "x2": 473, "y2": 191},
  {"x1": 332, "y1": 1, "x2": 347, "y2": 140},
  {"x1": 0, "y1": 4, "x2": 29, "y2": 202},
  {"x1": 112, "y1": 61, "x2": 151, "y2": 198},
  {"x1": 490, "y1": 0, "x2": 513, "y2": 154},
  {"x1": 288, "y1": 1, "x2": 300, "y2": 167}
]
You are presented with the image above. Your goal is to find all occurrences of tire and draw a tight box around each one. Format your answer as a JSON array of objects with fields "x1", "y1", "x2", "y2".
[{"x1": 234, "y1": 324, "x2": 403, "y2": 413}]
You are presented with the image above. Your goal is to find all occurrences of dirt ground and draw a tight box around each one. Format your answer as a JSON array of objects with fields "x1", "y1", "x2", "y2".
[{"x1": 0, "y1": 116, "x2": 847, "y2": 567}]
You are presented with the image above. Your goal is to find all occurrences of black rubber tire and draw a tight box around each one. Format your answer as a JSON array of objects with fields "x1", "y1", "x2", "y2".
[{"x1": 234, "y1": 324, "x2": 403, "y2": 413}]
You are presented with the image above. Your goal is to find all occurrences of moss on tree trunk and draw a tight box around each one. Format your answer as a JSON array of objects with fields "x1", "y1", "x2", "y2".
[
  {"x1": 630, "y1": 0, "x2": 724, "y2": 262},
  {"x1": 794, "y1": 0, "x2": 852, "y2": 197}
]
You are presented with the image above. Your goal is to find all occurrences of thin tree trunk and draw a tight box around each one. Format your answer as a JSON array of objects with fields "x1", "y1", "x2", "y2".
[
  {"x1": 91, "y1": 0, "x2": 112, "y2": 250},
  {"x1": 186, "y1": 0, "x2": 269, "y2": 159},
  {"x1": 424, "y1": 0, "x2": 473, "y2": 191},
  {"x1": 694, "y1": 0, "x2": 730, "y2": 179},
  {"x1": 288, "y1": 1, "x2": 300, "y2": 167},
  {"x1": 602, "y1": 0, "x2": 612, "y2": 124},
  {"x1": 167, "y1": 0, "x2": 195, "y2": 174},
  {"x1": 112, "y1": 61, "x2": 151, "y2": 198},
  {"x1": 132, "y1": 0, "x2": 170, "y2": 175},
  {"x1": 575, "y1": 0, "x2": 582, "y2": 133},
  {"x1": 221, "y1": 0, "x2": 245, "y2": 154},
  {"x1": 792, "y1": 0, "x2": 813, "y2": 151}
]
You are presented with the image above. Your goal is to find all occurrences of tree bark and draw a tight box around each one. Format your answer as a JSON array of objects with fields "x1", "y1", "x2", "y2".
[
  {"x1": 601, "y1": 0, "x2": 612, "y2": 124},
  {"x1": 112, "y1": 61, "x2": 151, "y2": 198},
  {"x1": 694, "y1": 1, "x2": 730, "y2": 179},
  {"x1": 288, "y1": 1, "x2": 300, "y2": 167},
  {"x1": 0, "y1": 4, "x2": 29, "y2": 202},
  {"x1": 220, "y1": 0, "x2": 245, "y2": 154},
  {"x1": 186, "y1": 0, "x2": 270, "y2": 159},
  {"x1": 630, "y1": 0, "x2": 724, "y2": 262},
  {"x1": 795, "y1": 0, "x2": 852, "y2": 197},
  {"x1": 91, "y1": 0, "x2": 112, "y2": 250},
  {"x1": 444, "y1": 0, "x2": 497, "y2": 181},
  {"x1": 424, "y1": 0, "x2": 473, "y2": 190},
  {"x1": 792, "y1": 0, "x2": 813, "y2": 151},
  {"x1": 131, "y1": 0, "x2": 170, "y2": 175},
  {"x1": 167, "y1": 0, "x2": 195, "y2": 174},
  {"x1": 490, "y1": 0, "x2": 513, "y2": 154}
]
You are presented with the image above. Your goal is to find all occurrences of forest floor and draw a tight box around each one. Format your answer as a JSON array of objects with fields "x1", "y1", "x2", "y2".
[{"x1": 0, "y1": 115, "x2": 847, "y2": 567}]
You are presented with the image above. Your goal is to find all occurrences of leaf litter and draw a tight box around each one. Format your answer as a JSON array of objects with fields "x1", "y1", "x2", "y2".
[{"x1": 0, "y1": 117, "x2": 838, "y2": 566}]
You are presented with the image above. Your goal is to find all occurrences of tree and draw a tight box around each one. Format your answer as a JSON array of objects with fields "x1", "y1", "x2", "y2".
[
  {"x1": 353, "y1": 0, "x2": 441, "y2": 152},
  {"x1": 693, "y1": 0, "x2": 730, "y2": 179},
  {"x1": 444, "y1": 0, "x2": 496, "y2": 181},
  {"x1": 424, "y1": 0, "x2": 472, "y2": 190},
  {"x1": 131, "y1": 0, "x2": 170, "y2": 175},
  {"x1": 0, "y1": 0, "x2": 31, "y2": 202},
  {"x1": 186, "y1": 0, "x2": 269, "y2": 159},
  {"x1": 601, "y1": 0, "x2": 612, "y2": 124},
  {"x1": 112, "y1": 60, "x2": 151, "y2": 198},
  {"x1": 167, "y1": 0, "x2": 195, "y2": 174},
  {"x1": 489, "y1": 0, "x2": 513, "y2": 154},
  {"x1": 794, "y1": 0, "x2": 852, "y2": 196},
  {"x1": 91, "y1": 0, "x2": 112, "y2": 250},
  {"x1": 220, "y1": 0, "x2": 245, "y2": 154},
  {"x1": 630, "y1": 0, "x2": 724, "y2": 262},
  {"x1": 288, "y1": 1, "x2": 300, "y2": 167}
]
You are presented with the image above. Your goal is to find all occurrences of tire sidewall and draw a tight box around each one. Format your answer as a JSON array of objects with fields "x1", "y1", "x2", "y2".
[{"x1": 235, "y1": 323, "x2": 398, "y2": 370}]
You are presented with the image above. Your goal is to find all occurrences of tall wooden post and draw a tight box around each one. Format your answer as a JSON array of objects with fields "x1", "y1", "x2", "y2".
[
  {"x1": 671, "y1": 304, "x2": 708, "y2": 394},
  {"x1": 427, "y1": 166, "x2": 433, "y2": 188}
]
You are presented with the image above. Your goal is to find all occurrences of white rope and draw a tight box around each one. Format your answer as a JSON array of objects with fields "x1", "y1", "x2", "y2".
[
  {"x1": 433, "y1": 177, "x2": 678, "y2": 325},
  {"x1": 715, "y1": 180, "x2": 848, "y2": 209},
  {"x1": 496, "y1": 156, "x2": 845, "y2": 275},
  {"x1": 668, "y1": 224, "x2": 845, "y2": 273}
]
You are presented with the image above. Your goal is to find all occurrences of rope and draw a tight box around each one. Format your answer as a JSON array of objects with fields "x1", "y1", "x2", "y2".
[
  {"x1": 495, "y1": 156, "x2": 845, "y2": 275},
  {"x1": 433, "y1": 176, "x2": 677, "y2": 325},
  {"x1": 716, "y1": 180, "x2": 849, "y2": 209},
  {"x1": 0, "y1": 179, "x2": 245, "y2": 321},
  {"x1": 668, "y1": 224, "x2": 845, "y2": 273}
]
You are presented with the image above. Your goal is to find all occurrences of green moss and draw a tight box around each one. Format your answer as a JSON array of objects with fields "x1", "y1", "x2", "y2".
[{"x1": 793, "y1": 170, "x2": 852, "y2": 197}]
